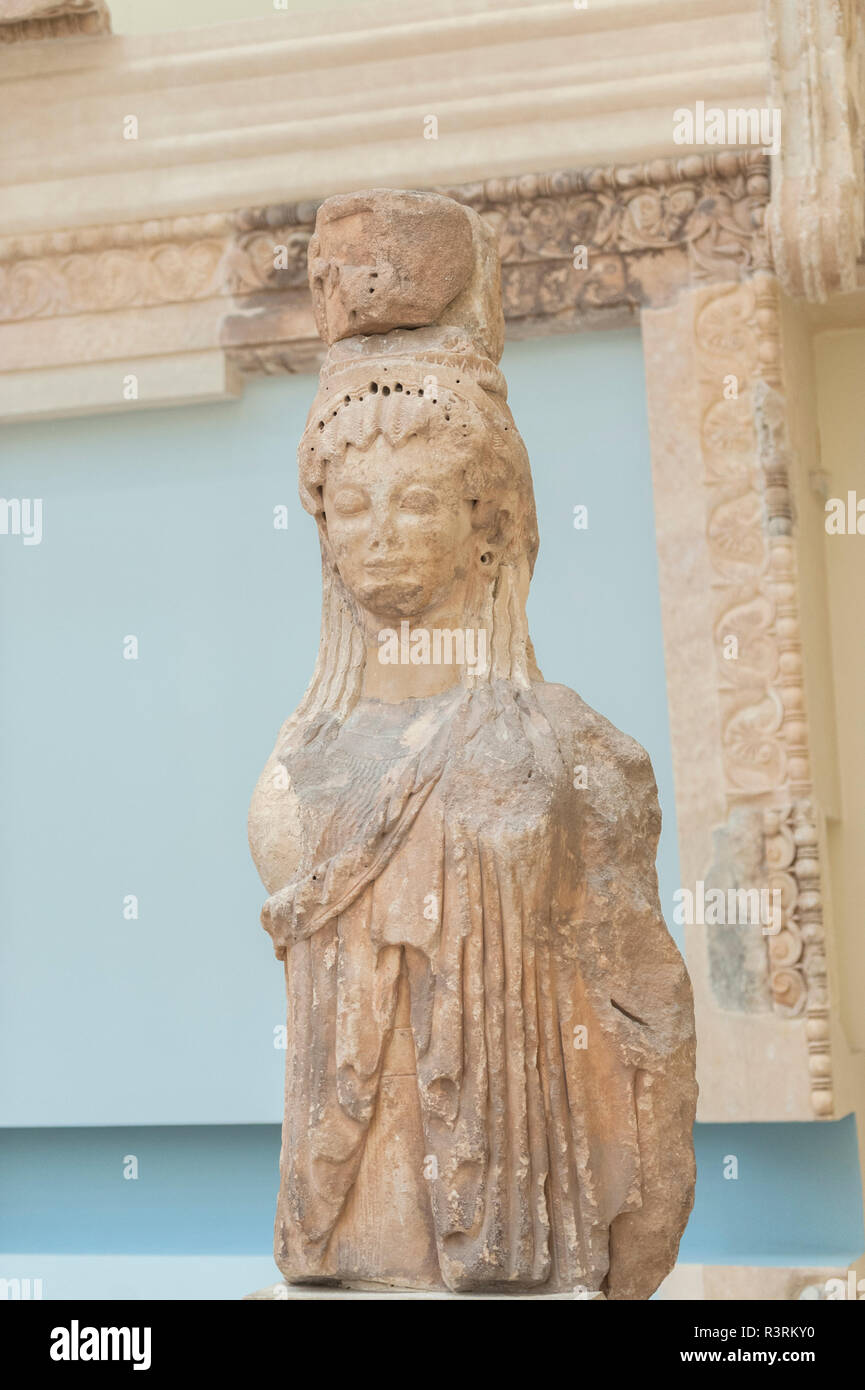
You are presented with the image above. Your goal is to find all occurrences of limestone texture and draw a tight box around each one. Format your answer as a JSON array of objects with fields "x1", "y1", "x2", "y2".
[{"x1": 248, "y1": 189, "x2": 697, "y2": 1299}]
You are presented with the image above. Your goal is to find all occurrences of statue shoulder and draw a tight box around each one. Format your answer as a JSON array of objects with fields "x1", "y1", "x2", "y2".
[{"x1": 532, "y1": 680, "x2": 659, "y2": 815}]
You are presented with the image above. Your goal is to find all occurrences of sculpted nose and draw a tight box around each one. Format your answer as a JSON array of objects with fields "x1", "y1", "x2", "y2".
[{"x1": 369, "y1": 507, "x2": 397, "y2": 549}]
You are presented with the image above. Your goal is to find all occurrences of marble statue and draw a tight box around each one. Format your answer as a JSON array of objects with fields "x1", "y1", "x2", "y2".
[{"x1": 248, "y1": 188, "x2": 698, "y2": 1299}]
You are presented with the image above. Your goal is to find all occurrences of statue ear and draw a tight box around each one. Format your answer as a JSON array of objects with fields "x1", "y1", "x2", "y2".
[
  {"x1": 474, "y1": 506, "x2": 512, "y2": 572},
  {"x1": 471, "y1": 499, "x2": 510, "y2": 539},
  {"x1": 488, "y1": 507, "x2": 512, "y2": 549}
]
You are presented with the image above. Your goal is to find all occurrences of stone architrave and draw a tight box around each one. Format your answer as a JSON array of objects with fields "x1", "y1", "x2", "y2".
[{"x1": 248, "y1": 189, "x2": 698, "y2": 1299}]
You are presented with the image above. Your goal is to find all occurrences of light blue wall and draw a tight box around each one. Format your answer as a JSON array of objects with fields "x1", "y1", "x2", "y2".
[
  {"x1": 0, "y1": 1119, "x2": 861, "y2": 1265},
  {"x1": 1, "y1": 375, "x2": 319, "y2": 1127},
  {"x1": 0, "y1": 330, "x2": 679, "y2": 1128},
  {"x1": 1, "y1": 330, "x2": 861, "y2": 1292}
]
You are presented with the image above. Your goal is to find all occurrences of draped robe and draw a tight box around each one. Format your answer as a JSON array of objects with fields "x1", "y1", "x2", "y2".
[{"x1": 255, "y1": 679, "x2": 697, "y2": 1298}]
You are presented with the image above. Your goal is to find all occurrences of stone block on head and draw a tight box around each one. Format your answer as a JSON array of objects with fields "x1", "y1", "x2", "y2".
[{"x1": 308, "y1": 188, "x2": 504, "y2": 363}]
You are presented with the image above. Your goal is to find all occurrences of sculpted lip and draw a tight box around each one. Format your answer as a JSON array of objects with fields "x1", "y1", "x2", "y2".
[{"x1": 363, "y1": 558, "x2": 408, "y2": 572}]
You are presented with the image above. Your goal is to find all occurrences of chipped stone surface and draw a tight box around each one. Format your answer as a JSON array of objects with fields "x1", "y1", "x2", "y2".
[
  {"x1": 0, "y1": 0, "x2": 110, "y2": 41},
  {"x1": 248, "y1": 189, "x2": 697, "y2": 1299},
  {"x1": 308, "y1": 190, "x2": 475, "y2": 346}
]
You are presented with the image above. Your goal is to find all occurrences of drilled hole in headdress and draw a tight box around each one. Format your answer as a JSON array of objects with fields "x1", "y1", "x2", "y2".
[
  {"x1": 370, "y1": 382, "x2": 378, "y2": 393},
  {"x1": 382, "y1": 385, "x2": 390, "y2": 396}
]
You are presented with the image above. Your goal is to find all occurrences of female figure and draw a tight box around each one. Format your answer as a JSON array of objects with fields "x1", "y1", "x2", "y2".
[{"x1": 248, "y1": 191, "x2": 697, "y2": 1298}]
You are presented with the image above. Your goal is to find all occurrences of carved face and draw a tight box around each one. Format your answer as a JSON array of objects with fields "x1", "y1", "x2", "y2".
[{"x1": 322, "y1": 435, "x2": 478, "y2": 621}]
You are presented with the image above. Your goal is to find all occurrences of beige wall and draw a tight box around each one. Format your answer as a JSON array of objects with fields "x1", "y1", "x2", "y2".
[{"x1": 109, "y1": 0, "x2": 375, "y2": 35}]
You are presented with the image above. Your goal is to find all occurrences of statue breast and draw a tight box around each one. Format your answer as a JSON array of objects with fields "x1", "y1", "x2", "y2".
[{"x1": 248, "y1": 754, "x2": 304, "y2": 897}]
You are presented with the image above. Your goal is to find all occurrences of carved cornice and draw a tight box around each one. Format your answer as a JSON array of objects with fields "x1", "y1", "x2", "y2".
[
  {"x1": 0, "y1": 0, "x2": 110, "y2": 41},
  {"x1": 0, "y1": 0, "x2": 768, "y2": 236},
  {"x1": 440, "y1": 153, "x2": 771, "y2": 333},
  {"x1": 0, "y1": 152, "x2": 771, "y2": 382},
  {"x1": 2, "y1": 0, "x2": 859, "y2": 309}
]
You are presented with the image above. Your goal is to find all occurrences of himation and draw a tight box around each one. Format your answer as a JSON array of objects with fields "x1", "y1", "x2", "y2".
[{"x1": 377, "y1": 621, "x2": 488, "y2": 674}]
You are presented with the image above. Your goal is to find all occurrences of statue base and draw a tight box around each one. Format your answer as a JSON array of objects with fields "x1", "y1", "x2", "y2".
[{"x1": 245, "y1": 1281, "x2": 604, "y2": 1301}]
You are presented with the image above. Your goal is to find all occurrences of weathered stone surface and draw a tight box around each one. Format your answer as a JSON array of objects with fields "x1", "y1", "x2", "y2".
[
  {"x1": 248, "y1": 189, "x2": 697, "y2": 1299},
  {"x1": 0, "y1": 0, "x2": 110, "y2": 41},
  {"x1": 308, "y1": 190, "x2": 476, "y2": 346}
]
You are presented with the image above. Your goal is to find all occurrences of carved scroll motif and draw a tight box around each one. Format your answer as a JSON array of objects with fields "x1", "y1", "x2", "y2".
[
  {"x1": 0, "y1": 154, "x2": 769, "y2": 341},
  {"x1": 0, "y1": 0, "x2": 110, "y2": 41},
  {"x1": 443, "y1": 152, "x2": 770, "y2": 328},
  {"x1": 0, "y1": 227, "x2": 311, "y2": 322},
  {"x1": 695, "y1": 273, "x2": 832, "y2": 1115}
]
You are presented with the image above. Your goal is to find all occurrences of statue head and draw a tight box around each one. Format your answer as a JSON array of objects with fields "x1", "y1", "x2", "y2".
[{"x1": 291, "y1": 191, "x2": 541, "y2": 725}]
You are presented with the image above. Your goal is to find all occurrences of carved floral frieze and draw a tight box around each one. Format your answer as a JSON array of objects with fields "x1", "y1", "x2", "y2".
[
  {"x1": 694, "y1": 273, "x2": 831, "y2": 1115},
  {"x1": 0, "y1": 154, "x2": 770, "y2": 348},
  {"x1": 0, "y1": 0, "x2": 110, "y2": 41}
]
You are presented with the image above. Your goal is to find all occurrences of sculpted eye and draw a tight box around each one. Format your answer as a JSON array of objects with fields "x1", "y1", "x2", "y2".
[
  {"x1": 331, "y1": 488, "x2": 368, "y2": 516},
  {"x1": 399, "y1": 488, "x2": 439, "y2": 514}
]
